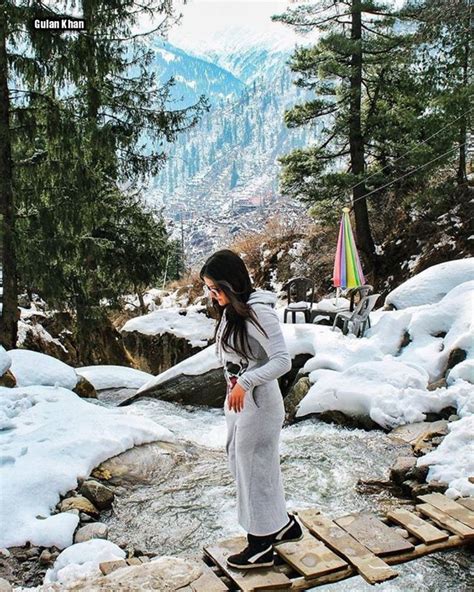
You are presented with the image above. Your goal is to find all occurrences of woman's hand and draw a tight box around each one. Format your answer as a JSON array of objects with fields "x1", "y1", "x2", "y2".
[{"x1": 227, "y1": 382, "x2": 247, "y2": 412}]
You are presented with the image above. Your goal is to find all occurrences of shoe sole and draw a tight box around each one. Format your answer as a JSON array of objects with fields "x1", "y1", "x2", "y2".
[
  {"x1": 272, "y1": 532, "x2": 304, "y2": 547},
  {"x1": 226, "y1": 560, "x2": 274, "y2": 570}
]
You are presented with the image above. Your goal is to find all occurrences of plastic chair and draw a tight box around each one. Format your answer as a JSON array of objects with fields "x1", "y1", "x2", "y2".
[
  {"x1": 332, "y1": 293, "x2": 381, "y2": 337},
  {"x1": 283, "y1": 277, "x2": 315, "y2": 323}
]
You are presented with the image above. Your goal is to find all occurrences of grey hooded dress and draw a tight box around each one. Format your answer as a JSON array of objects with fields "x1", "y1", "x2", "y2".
[{"x1": 215, "y1": 289, "x2": 292, "y2": 536}]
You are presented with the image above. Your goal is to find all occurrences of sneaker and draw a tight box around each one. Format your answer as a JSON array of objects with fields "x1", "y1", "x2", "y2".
[
  {"x1": 271, "y1": 514, "x2": 304, "y2": 546},
  {"x1": 226, "y1": 540, "x2": 274, "y2": 570}
]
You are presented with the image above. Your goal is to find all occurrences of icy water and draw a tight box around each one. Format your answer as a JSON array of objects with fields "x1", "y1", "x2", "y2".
[{"x1": 99, "y1": 391, "x2": 473, "y2": 592}]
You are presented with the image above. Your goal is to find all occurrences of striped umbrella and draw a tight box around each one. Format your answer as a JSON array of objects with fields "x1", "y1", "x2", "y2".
[{"x1": 333, "y1": 207, "x2": 366, "y2": 292}]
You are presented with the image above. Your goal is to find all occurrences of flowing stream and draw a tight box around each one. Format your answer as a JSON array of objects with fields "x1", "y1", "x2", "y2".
[{"x1": 97, "y1": 390, "x2": 473, "y2": 592}]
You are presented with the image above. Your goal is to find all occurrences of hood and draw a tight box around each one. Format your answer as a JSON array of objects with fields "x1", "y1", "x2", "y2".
[{"x1": 247, "y1": 289, "x2": 277, "y2": 308}]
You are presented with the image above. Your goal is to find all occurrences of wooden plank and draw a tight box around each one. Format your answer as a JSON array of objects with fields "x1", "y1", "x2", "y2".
[
  {"x1": 418, "y1": 493, "x2": 474, "y2": 529},
  {"x1": 273, "y1": 527, "x2": 348, "y2": 579},
  {"x1": 204, "y1": 536, "x2": 291, "y2": 591},
  {"x1": 416, "y1": 503, "x2": 474, "y2": 539},
  {"x1": 297, "y1": 510, "x2": 398, "y2": 585},
  {"x1": 457, "y1": 497, "x2": 474, "y2": 512},
  {"x1": 386, "y1": 509, "x2": 449, "y2": 544},
  {"x1": 334, "y1": 513, "x2": 415, "y2": 556}
]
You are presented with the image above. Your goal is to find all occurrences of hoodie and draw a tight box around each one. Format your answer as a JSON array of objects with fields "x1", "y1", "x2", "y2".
[{"x1": 215, "y1": 289, "x2": 292, "y2": 394}]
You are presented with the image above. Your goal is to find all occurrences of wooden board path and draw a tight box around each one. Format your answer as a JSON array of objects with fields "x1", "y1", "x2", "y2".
[
  {"x1": 418, "y1": 493, "x2": 474, "y2": 529},
  {"x1": 296, "y1": 509, "x2": 398, "y2": 585},
  {"x1": 202, "y1": 494, "x2": 473, "y2": 591},
  {"x1": 334, "y1": 512, "x2": 415, "y2": 556}
]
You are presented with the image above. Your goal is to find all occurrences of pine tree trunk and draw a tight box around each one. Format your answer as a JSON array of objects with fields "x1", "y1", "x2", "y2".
[
  {"x1": 457, "y1": 35, "x2": 469, "y2": 185},
  {"x1": 349, "y1": 0, "x2": 376, "y2": 265},
  {"x1": 0, "y1": 8, "x2": 18, "y2": 349}
]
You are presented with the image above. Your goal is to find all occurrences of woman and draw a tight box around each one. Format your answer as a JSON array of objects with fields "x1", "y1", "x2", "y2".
[{"x1": 200, "y1": 249, "x2": 303, "y2": 570}]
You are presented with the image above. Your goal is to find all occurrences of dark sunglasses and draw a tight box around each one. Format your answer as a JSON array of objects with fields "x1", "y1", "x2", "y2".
[{"x1": 203, "y1": 284, "x2": 223, "y2": 296}]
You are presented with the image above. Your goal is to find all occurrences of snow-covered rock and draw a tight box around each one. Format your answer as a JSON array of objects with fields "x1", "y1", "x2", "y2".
[
  {"x1": 7, "y1": 349, "x2": 78, "y2": 389},
  {"x1": 417, "y1": 415, "x2": 474, "y2": 498},
  {"x1": 120, "y1": 306, "x2": 215, "y2": 348},
  {"x1": 44, "y1": 539, "x2": 125, "y2": 585},
  {"x1": 0, "y1": 385, "x2": 175, "y2": 549},
  {"x1": 386, "y1": 258, "x2": 474, "y2": 309},
  {"x1": 0, "y1": 346, "x2": 11, "y2": 376},
  {"x1": 75, "y1": 365, "x2": 154, "y2": 390}
]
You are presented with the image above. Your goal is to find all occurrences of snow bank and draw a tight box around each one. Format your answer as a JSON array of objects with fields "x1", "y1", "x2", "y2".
[
  {"x1": 8, "y1": 349, "x2": 78, "y2": 389},
  {"x1": 76, "y1": 365, "x2": 154, "y2": 390},
  {"x1": 0, "y1": 385, "x2": 175, "y2": 549},
  {"x1": 0, "y1": 346, "x2": 11, "y2": 375},
  {"x1": 417, "y1": 415, "x2": 474, "y2": 498},
  {"x1": 120, "y1": 306, "x2": 215, "y2": 348},
  {"x1": 386, "y1": 258, "x2": 474, "y2": 309}
]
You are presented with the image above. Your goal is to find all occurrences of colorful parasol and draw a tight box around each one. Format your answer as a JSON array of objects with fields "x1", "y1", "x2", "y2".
[{"x1": 333, "y1": 207, "x2": 366, "y2": 291}]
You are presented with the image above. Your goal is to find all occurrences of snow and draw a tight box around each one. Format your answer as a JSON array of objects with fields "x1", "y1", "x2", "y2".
[
  {"x1": 120, "y1": 306, "x2": 215, "y2": 348},
  {"x1": 44, "y1": 539, "x2": 126, "y2": 585},
  {"x1": 0, "y1": 385, "x2": 175, "y2": 549},
  {"x1": 76, "y1": 365, "x2": 154, "y2": 390},
  {"x1": 386, "y1": 258, "x2": 474, "y2": 309},
  {"x1": 8, "y1": 349, "x2": 78, "y2": 389},
  {"x1": 417, "y1": 415, "x2": 474, "y2": 498}
]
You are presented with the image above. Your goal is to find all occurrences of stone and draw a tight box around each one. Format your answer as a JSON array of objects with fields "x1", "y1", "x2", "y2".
[
  {"x1": 390, "y1": 457, "x2": 417, "y2": 485},
  {"x1": 0, "y1": 578, "x2": 12, "y2": 592},
  {"x1": 126, "y1": 557, "x2": 142, "y2": 566},
  {"x1": 59, "y1": 495, "x2": 99, "y2": 517},
  {"x1": 448, "y1": 414, "x2": 460, "y2": 422},
  {"x1": 74, "y1": 522, "x2": 108, "y2": 544},
  {"x1": 73, "y1": 375, "x2": 97, "y2": 399},
  {"x1": 80, "y1": 480, "x2": 115, "y2": 510},
  {"x1": 446, "y1": 348, "x2": 467, "y2": 371},
  {"x1": 39, "y1": 549, "x2": 54, "y2": 565},
  {"x1": 427, "y1": 377, "x2": 447, "y2": 391},
  {"x1": 99, "y1": 559, "x2": 128, "y2": 575},
  {"x1": 79, "y1": 512, "x2": 94, "y2": 522},
  {"x1": 284, "y1": 375, "x2": 311, "y2": 422},
  {"x1": 0, "y1": 548, "x2": 11, "y2": 558},
  {"x1": 0, "y1": 369, "x2": 16, "y2": 388}
]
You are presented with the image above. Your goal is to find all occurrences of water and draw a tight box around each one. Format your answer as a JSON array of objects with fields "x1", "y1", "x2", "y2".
[{"x1": 98, "y1": 391, "x2": 474, "y2": 592}]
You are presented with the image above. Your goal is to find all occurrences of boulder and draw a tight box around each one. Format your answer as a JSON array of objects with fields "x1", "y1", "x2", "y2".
[
  {"x1": 74, "y1": 523, "x2": 108, "y2": 544},
  {"x1": 119, "y1": 367, "x2": 227, "y2": 408},
  {"x1": 73, "y1": 375, "x2": 97, "y2": 399},
  {"x1": 390, "y1": 456, "x2": 429, "y2": 485},
  {"x1": 0, "y1": 578, "x2": 12, "y2": 592},
  {"x1": 80, "y1": 480, "x2": 114, "y2": 510},
  {"x1": 284, "y1": 375, "x2": 311, "y2": 423},
  {"x1": 121, "y1": 329, "x2": 206, "y2": 375},
  {"x1": 59, "y1": 496, "x2": 99, "y2": 518}
]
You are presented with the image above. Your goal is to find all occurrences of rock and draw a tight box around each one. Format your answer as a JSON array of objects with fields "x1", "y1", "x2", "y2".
[
  {"x1": 59, "y1": 495, "x2": 99, "y2": 517},
  {"x1": 24, "y1": 547, "x2": 40, "y2": 558},
  {"x1": 74, "y1": 522, "x2": 109, "y2": 543},
  {"x1": 0, "y1": 369, "x2": 16, "y2": 387},
  {"x1": 446, "y1": 347, "x2": 467, "y2": 371},
  {"x1": 126, "y1": 557, "x2": 142, "y2": 566},
  {"x1": 121, "y1": 328, "x2": 206, "y2": 375},
  {"x1": 284, "y1": 375, "x2": 311, "y2": 422},
  {"x1": 119, "y1": 367, "x2": 227, "y2": 408},
  {"x1": 0, "y1": 578, "x2": 12, "y2": 592},
  {"x1": 80, "y1": 480, "x2": 115, "y2": 510},
  {"x1": 99, "y1": 559, "x2": 128, "y2": 575},
  {"x1": 38, "y1": 550, "x2": 54, "y2": 565},
  {"x1": 426, "y1": 480, "x2": 449, "y2": 493},
  {"x1": 0, "y1": 548, "x2": 11, "y2": 558},
  {"x1": 390, "y1": 457, "x2": 417, "y2": 485},
  {"x1": 280, "y1": 353, "x2": 313, "y2": 397},
  {"x1": 402, "y1": 480, "x2": 433, "y2": 497},
  {"x1": 448, "y1": 414, "x2": 460, "y2": 422},
  {"x1": 73, "y1": 375, "x2": 97, "y2": 399},
  {"x1": 316, "y1": 409, "x2": 380, "y2": 431},
  {"x1": 80, "y1": 512, "x2": 94, "y2": 522},
  {"x1": 427, "y1": 377, "x2": 447, "y2": 391}
]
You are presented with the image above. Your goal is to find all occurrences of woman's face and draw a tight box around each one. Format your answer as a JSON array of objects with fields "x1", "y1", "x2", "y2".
[{"x1": 203, "y1": 276, "x2": 230, "y2": 307}]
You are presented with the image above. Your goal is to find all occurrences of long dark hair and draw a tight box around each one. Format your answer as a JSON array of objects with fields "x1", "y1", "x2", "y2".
[{"x1": 200, "y1": 249, "x2": 268, "y2": 360}]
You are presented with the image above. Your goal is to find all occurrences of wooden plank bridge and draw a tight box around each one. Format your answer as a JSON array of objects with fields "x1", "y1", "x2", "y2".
[{"x1": 183, "y1": 493, "x2": 474, "y2": 591}]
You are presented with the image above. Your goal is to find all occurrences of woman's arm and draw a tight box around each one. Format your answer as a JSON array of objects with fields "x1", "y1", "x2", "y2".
[{"x1": 236, "y1": 303, "x2": 292, "y2": 391}]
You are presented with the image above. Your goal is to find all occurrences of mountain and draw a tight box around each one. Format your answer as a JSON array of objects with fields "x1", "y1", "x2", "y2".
[{"x1": 145, "y1": 32, "x2": 320, "y2": 266}]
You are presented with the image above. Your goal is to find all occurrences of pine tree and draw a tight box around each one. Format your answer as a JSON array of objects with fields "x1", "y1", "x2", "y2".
[{"x1": 273, "y1": 0, "x2": 413, "y2": 266}]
